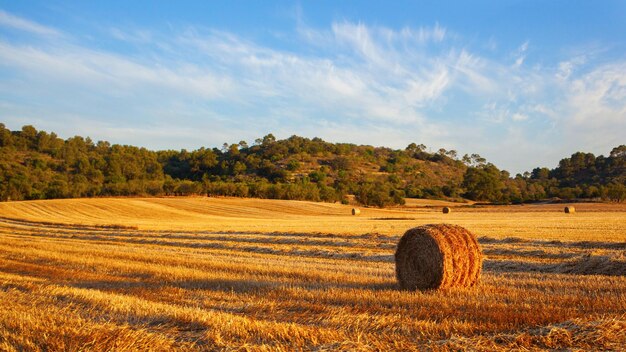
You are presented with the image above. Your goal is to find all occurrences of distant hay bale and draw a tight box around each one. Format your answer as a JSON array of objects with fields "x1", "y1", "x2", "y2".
[
  {"x1": 351, "y1": 208, "x2": 361, "y2": 216},
  {"x1": 395, "y1": 224, "x2": 483, "y2": 290},
  {"x1": 564, "y1": 206, "x2": 575, "y2": 214},
  {"x1": 442, "y1": 207, "x2": 451, "y2": 214}
]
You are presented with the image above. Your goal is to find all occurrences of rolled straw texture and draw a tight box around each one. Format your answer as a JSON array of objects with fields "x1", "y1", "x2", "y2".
[{"x1": 395, "y1": 224, "x2": 483, "y2": 290}]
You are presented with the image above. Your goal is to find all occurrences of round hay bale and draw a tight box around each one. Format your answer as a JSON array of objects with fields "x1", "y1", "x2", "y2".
[
  {"x1": 442, "y1": 207, "x2": 451, "y2": 214},
  {"x1": 395, "y1": 224, "x2": 483, "y2": 290},
  {"x1": 564, "y1": 206, "x2": 575, "y2": 214},
  {"x1": 351, "y1": 208, "x2": 361, "y2": 216}
]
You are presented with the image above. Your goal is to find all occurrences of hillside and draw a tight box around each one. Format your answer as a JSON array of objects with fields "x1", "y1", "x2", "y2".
[{"x1": 0, "y1": 123, "x2": 625, "y2": 205}]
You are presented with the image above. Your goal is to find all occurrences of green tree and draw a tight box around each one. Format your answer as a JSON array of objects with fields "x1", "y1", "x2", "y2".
[
  {"x1": 462, "y1": 164, "x2": 504, "y2": 202},
  {"x1": 607, "y1": 183, "x2": 626, "y2": 202}
]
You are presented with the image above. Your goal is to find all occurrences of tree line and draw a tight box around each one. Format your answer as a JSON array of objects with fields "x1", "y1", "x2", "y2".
[{"x1": 1, "y1": 124, "x2": 624, "y2": 206}]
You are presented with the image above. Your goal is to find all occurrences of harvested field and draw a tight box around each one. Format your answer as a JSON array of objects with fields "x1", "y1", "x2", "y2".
[
  {"x1": 0, "y1": 197, "x2": 625, "y2": 351},
  {"x1": 1, "y1": 197, "x2": 625, "y2": 240}
]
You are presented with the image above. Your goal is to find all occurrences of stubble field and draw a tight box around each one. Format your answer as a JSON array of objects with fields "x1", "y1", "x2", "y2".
[{"x1": 0, "y1": 197, "x2": 625, "y2": 351}]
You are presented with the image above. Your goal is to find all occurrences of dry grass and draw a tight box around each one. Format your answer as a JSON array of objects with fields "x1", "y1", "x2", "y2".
[
  {"x1": 0, "y1": 197, "x2": 625, "y2": 351},
  {"x1": 1, "y1": 197, "x2": 625, "y2": 241}
]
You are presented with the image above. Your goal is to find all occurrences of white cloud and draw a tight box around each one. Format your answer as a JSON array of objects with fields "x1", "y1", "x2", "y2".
[
  {"x1": 395, "y1": 23, "x2": 447, "y2": 43},
  {"x1": 560, "y1": 62, "x2": 626, "y2": 151},
  {"x1": 109, "y1": 27, "x2": 153, "y2": 44},
  {"x1": 0, "y1": 41, "x2": 233, "y2": 100},
  {"x1": 568, "y1": 62, "x2": 626, "y2": 120},
  {"x1": 403, "y1": 68, "x2": 450, "y2": 106},
  {"x1": 1, "y1": 10, "x2": 624, "y2": 174},
  {"x1": 0, "y1": 10, "x2": 60, "y2": 37},
  {"x1": 512, "y1": 40, "x2": 529, "y2": 68},
  {"x1": 452, "y1": 50, "x2": 496, "y2": 94},
  {"x1": 519, "y1": 41, "x2": 529, "y2": 53},
  {"x1": 529, "y1": 104, "x2": 558, "y2": 120},
  {"x1": 331, "y1": 22, "x2": 385, "y2": 65},
  {"x1": 0, "y1": 16, "x2": 470, "y2": 131},
  {"x1": 556, "y1": 55, "x2": 586, "y2": 81},
  {"x1": 176, "y1": 22, "x2": 460, "y2": 125},
  {"x1": 511, "y1": 113, "x2": 528, "y2": 121}
]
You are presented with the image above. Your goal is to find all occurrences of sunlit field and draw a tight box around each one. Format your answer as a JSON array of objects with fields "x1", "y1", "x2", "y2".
[{"x1": 1, "y1": 197, "x2": 625, "y2": 351}]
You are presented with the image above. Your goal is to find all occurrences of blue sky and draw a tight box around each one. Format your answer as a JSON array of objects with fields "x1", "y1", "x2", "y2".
[{"x1": 1, "y1": 1, "x2": 625, "y2": 174}]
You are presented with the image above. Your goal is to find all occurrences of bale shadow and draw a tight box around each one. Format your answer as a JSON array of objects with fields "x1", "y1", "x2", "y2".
[
  {"x1": 482, "y1": 248, "x2": 578, "y2": 260},
  {"x1": 371, "y1": 217, "x2": 418, "y2": 221},
  {"x1": 480, "y1": 236, "x2": 626, "y2": 251},
  {"x1": 484, "y1": 255, "x2": 626, "y2": 276},
  {"x1": 69, "y1": 276, "x2": 283, "y2": 294}
]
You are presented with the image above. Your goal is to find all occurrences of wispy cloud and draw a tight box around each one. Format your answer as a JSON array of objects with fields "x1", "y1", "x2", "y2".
[
  {"x1": 556, "y1": 56, "x2": 586, "y2": 81},
  {"x1": 562, "y1": 62, "x2": 626, "y2": 149},
  {"x1": 108, "y1": 27, "x2": 153, "y2": 44},
  {"x1": 0, "y1": 10, "x2": 60, "y2": 37},
  {"x1": 512, "y1": 40, "x2": 529, "y2": 68},
  {"x1": 0, "y1": 10, "x2": 624, "y2": 173},
  {"x1": 0, "y1": 40, "x2": 233, "y2": 99}
]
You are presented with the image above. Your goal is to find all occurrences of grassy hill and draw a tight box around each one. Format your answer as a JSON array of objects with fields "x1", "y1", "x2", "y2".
[{"x1": 1, "y1": 123, "x2": 624, "y2": 205}]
